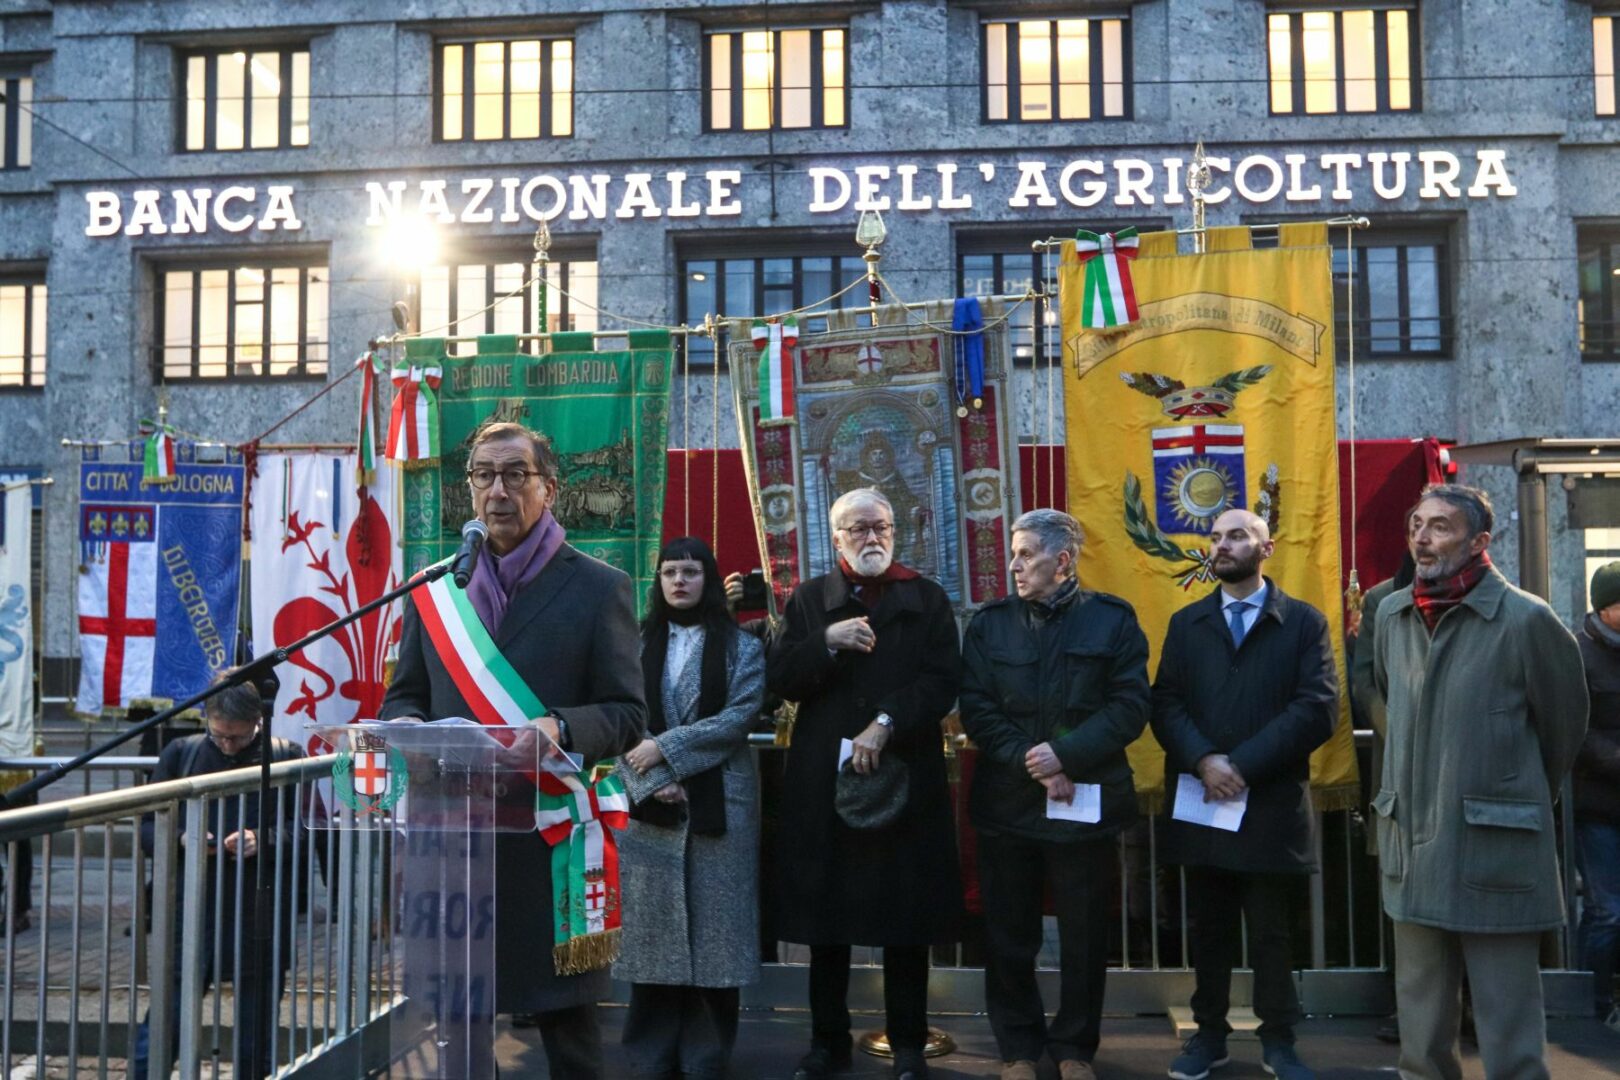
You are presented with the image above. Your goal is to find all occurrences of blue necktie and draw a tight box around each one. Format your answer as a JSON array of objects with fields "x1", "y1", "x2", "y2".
[{"x1": 1228, "y1": 600, "x2": 1252, "y2": 649}]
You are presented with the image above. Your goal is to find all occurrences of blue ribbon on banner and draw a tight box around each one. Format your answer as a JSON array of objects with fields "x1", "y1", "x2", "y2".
[{"x1": 952, "y1": 298, "x2": 986, "y2": 412}]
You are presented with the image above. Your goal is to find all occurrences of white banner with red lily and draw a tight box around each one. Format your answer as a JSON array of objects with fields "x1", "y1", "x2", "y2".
[{"x1": 248, "y1": 452, "x2": 403, "y2": 753}]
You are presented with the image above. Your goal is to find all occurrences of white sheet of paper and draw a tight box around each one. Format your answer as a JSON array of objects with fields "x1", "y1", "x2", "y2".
[
  {"x1": 1044, "y1": 783, "x2": 1102, "y2": 823},
  {"x1": 838, "y1": 738, "x2": 855, "y2": 772},
  {"x1": 1171, "y1": 773, "x2": 1248, "y2": 832}
]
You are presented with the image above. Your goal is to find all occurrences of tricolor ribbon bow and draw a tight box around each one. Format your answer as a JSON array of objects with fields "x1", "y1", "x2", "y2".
[
  {"x1": 754, "y1": 315, "x2": 799, "y2": 426},
  {"x1": 138, "y1": 420, "x2": 178, "y2": 486},
  {"x1": 385, "y1": 360, "x2": 442, "y2": 464},
  {"x1": 1073, "y1": 227, "x2": 1141, "y2": 329}
]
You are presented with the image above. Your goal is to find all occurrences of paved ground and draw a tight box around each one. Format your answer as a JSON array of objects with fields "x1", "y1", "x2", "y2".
[{"x1": 489, "y1": 1008, "x2": 1620, "y2": 1079}]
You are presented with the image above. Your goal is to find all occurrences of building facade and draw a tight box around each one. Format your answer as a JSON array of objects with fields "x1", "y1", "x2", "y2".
[{"x1": 1, "y1": 0, "x2": 1616, "y2": 676}]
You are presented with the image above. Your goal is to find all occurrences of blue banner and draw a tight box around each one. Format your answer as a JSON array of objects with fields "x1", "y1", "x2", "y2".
[{"x1": 76, "y1": 459, "x2": 244, "y2": 712}]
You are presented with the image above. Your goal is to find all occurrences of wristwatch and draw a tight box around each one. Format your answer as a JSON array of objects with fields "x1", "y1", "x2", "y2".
[
  {"x1": 875, "y1": 712, "x2": 894, "y2": 729},
  {"x1": 554, "y1": 716, "x2": 572, "y2": 750}
]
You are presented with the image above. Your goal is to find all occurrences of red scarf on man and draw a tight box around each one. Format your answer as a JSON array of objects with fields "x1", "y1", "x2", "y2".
[
  {"x1": 1412, "y1": 550, "x2": 1493, "y2": 632},
  {"x1": 838, "y1": 555, "x2": 919, "y2": 610}
]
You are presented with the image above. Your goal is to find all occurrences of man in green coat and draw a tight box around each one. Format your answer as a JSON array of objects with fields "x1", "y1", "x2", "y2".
[{"x1": 1373, "y1": 484, "x2": 1588, "y2": 1080}]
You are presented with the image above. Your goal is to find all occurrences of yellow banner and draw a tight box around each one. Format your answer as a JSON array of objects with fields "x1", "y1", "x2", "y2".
[{"x1": 1061, "y1": 225, "x2": 1358, "y2": 812}]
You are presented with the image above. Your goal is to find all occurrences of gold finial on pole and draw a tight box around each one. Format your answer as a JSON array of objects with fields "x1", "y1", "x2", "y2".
[{"x1": 1188, "y1": 140, "x2": 1212, "y2": 255}]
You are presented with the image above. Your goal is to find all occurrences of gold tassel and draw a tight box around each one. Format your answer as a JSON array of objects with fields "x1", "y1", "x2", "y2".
[
  {"x1": 1311, "y1": 782, "x2": 1366, "y2": 814},
  {"x1": 552, "y1": 928, "x2": 621, "y2": 976}
]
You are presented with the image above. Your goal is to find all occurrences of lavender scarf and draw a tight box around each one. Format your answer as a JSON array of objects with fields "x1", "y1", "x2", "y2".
[{"x1": 465, "y1": 511, "x2": 567, "y2": 634}]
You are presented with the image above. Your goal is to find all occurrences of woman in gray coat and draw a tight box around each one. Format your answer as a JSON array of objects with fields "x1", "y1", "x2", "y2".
[{"x1": 615, "y1": 536, "x2": 765, "y2": 1079}]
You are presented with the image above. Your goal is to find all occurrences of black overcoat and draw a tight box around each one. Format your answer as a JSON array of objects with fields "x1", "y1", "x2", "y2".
[
  {"x1": 766, "y1": 570, "x2": 963, "y2": 946},
  {"x1": 380, "y1": 544, "x2": 647, "y2": 1012},
  {"x1": 1149, "y1": 578, "x2": 1337, "y2": 874},
  {"x1": 959, "y1": 588, "x2": 1151, "y2": 843}
]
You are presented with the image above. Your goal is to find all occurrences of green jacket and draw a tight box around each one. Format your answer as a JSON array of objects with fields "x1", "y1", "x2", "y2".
[{"x1": 1372, "y1": 565, "x2": 1588, "y2": 933}]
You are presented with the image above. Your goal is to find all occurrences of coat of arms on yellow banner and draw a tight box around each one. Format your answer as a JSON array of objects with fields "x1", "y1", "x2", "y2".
[{"x1": 1061, "y1": 224, "x2": 1359, "y2": 812}]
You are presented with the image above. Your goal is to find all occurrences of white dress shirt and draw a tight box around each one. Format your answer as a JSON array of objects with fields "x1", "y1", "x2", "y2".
[{"x1": 664, "y1": 623, "x2": 704, "y2": 700}]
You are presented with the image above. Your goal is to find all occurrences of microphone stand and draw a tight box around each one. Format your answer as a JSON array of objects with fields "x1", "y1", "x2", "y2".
[{"x1": 0, "y1": 559, "x2": 454, "y2": 1079}]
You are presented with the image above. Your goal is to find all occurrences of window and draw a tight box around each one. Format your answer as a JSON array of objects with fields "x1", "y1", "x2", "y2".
[
  {"x1": 1598, "y1": 15, "x2": 1617, "y2": 117},
  {"x1": 0, "y1": 275, "x2": 46, "y2": 388},
  {"x1": 156, "y1": 260, "x2": 328, "y2": 379},
  {"x1": 958, "y1": 243, "x2": 1065, "y2": 365},
  {"x1": 983, "y1": 17, "x2": 1130, "y2": 122},
  {"x1": 182, "y1": 47, "x2": 310, "y2": 151},
  {"x1": 1332, "y1": 230, "x2": 1450, "y2": 359},
  {"x1": 419, "y1": 252, "x2": 598, "y2": 356},
  {"x1": 679, "y1": 253, "x2": 869, "y2": 366},
  {"x1": 1267, "y1": 8, "x2": 1418, "y2": 114},
  {"x1": 705, "y1": 28, "x2": 847, "y2": 131},
  {"x1": 1579, "y1": 226, "x2": 1620, "y2": 360},
  {"x1": 436, "y1": 39, "x2": 574, "y2": 141},
  {"x1": 0, "y1": 75, "x2": 32, "y2": 169}
]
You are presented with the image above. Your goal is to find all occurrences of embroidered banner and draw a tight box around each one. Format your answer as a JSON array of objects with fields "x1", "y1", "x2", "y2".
[
  {"x1": 248, "y1": 452, "x2": 403, "y2": 749},
  {"x1": 399, "y1": 333, "x2": 672, "y2": 614},
  {"x1": 0, "y1": 477, "x2": 34, "y2": 791},
  {"x1": 1061, "y1": 224, "x2": 1358, "y2": 811},
  {"x1": 730, "y1": 303, "x2": 1020, "y2": 614},
  {"x1": 75, "y1": 444, "x2": 245, "y2": 718}
]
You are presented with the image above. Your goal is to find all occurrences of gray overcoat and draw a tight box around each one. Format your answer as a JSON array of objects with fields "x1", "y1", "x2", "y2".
[
  {"x1": 1372, "y1": 565, "x2": 1589, "y2": 933},
  {"x1": 613, "y1": 629, "x2": 765, "y2": 988}
]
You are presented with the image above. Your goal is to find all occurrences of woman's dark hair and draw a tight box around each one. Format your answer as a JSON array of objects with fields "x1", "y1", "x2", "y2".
[{"x1": 642, "y1": 536, "x2": 735, "y2": 641}]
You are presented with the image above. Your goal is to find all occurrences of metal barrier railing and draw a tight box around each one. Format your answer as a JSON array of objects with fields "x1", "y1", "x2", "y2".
[
  {"x1": 0, "y1": 727, "x2": 1583, "y2": 1072},
  {"x1": 0, "y1": 755, "x2": 395, "y2": 1079}
]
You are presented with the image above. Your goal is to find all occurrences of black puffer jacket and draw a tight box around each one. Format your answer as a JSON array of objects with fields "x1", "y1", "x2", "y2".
[
  {"x1": 1576, "y1": 613, "x2": 1620, "y2": 824},
  {"x1": 960, "y1": 586, "x2": 1151, "y2": 843}
]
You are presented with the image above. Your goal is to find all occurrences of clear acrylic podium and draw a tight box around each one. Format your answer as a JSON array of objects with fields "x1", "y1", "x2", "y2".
[{"x1": 309, "y1": 719, "x2": 561, "y2": 1080}]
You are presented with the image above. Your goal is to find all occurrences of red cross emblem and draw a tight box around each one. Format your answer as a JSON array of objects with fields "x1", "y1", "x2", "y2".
[
  {"x1": 353, "y1": 751, "x2": 389, "y2": 797},
  {"x1": 855, "y1": 343, "x2": 884, "y2": 376},
  {"x1": 584, "y1": 877, "x2": 607, "y2": 913},
  {"x1": 1151, "y1": 424, "x2": 1244, "y2": 456},
  {"x1": 78, "y1": 543, "x2": 158, "y2": 708}
]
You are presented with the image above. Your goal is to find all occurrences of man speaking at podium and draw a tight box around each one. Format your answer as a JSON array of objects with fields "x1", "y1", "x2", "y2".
[{"x1": 382, "y1": 421, "x2": 647, "y2": 1077}]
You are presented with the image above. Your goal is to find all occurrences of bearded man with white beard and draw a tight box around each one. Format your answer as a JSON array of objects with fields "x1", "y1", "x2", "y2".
[{"x1": 767, "y1": 488, "x2": 963, "y2": 1080}]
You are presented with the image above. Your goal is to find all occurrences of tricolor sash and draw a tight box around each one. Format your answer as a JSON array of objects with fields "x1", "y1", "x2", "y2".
[
  {"x1": 754, "y1": 316, "x2": 798, "y2": 425},
  {"x1": 411, "y1": 567, "x2": 628, "y2": 973}
]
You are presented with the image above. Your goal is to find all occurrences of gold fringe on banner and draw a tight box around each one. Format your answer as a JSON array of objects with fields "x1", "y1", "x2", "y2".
[{"x1": 553, "y1": 927, "x2": 621, "y2": 976}]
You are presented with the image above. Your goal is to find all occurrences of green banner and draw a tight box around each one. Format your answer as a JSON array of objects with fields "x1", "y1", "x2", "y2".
[{"x1": 401, "y1": 332, "x2": 672, "y2": 614}]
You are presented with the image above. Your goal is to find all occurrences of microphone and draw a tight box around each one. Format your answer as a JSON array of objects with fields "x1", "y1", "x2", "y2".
[{"x1": 451, "y1": 519, "x2": 489, "y2": 589}]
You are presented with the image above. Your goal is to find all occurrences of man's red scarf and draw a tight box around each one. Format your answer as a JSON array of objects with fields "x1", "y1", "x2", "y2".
[
  {"x1": 838, "y1": 555, "x2": 919, "y2": 609},
  {"x1": 1412, "y1": 551, "x2": 1492, "y2": 632}
]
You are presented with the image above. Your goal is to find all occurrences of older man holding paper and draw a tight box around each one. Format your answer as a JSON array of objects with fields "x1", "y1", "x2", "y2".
[
  {"x1": 1150, "y1": 508, "x2": 1338, "y2": 1080},
  {"x1": 960, "y1": 509, "x2": 1151, "y2": 1080}
]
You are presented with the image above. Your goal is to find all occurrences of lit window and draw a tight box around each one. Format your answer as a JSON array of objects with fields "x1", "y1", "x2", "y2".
[
  {"x1": 0, "y1": 275, "x2": 46, "y2": 388},
  {"x1": 1597, "y1": 16, "x2": 1617, "y2": 117},
  {"x1": 705, "y1": 28, "x2": 846, "y2": 131},
  {"x1": 0, "y1": 75, "x2": 33, "y2": 169},
  {"x1": 182, "y1": 47, "x2": 310, "y2": 151},
  {"x1": 1579, "y1": 226, "x2": 1620, "y2": 361},
  {"x1": 1267, "y1": 8, "x2": 1418, "y2": 115},
  {"x1": 1332, "y1": 230, "x2": 1451, "y2": 359},
  {"x1": 157, "y1": 261, "x2": 328, "y2": 380},
  {"x1": 437, "y1": 39, "x2": 574, "y2": 141},
  {"x1": 983, "y1": 17, "x2": 1130, "y2": 122},
  {"x1": 679, "y1": 253, "x2": 869, "y2": 366},
  {"x1": 419, "y1": 254, "x2": 598, "y2": 356}
]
